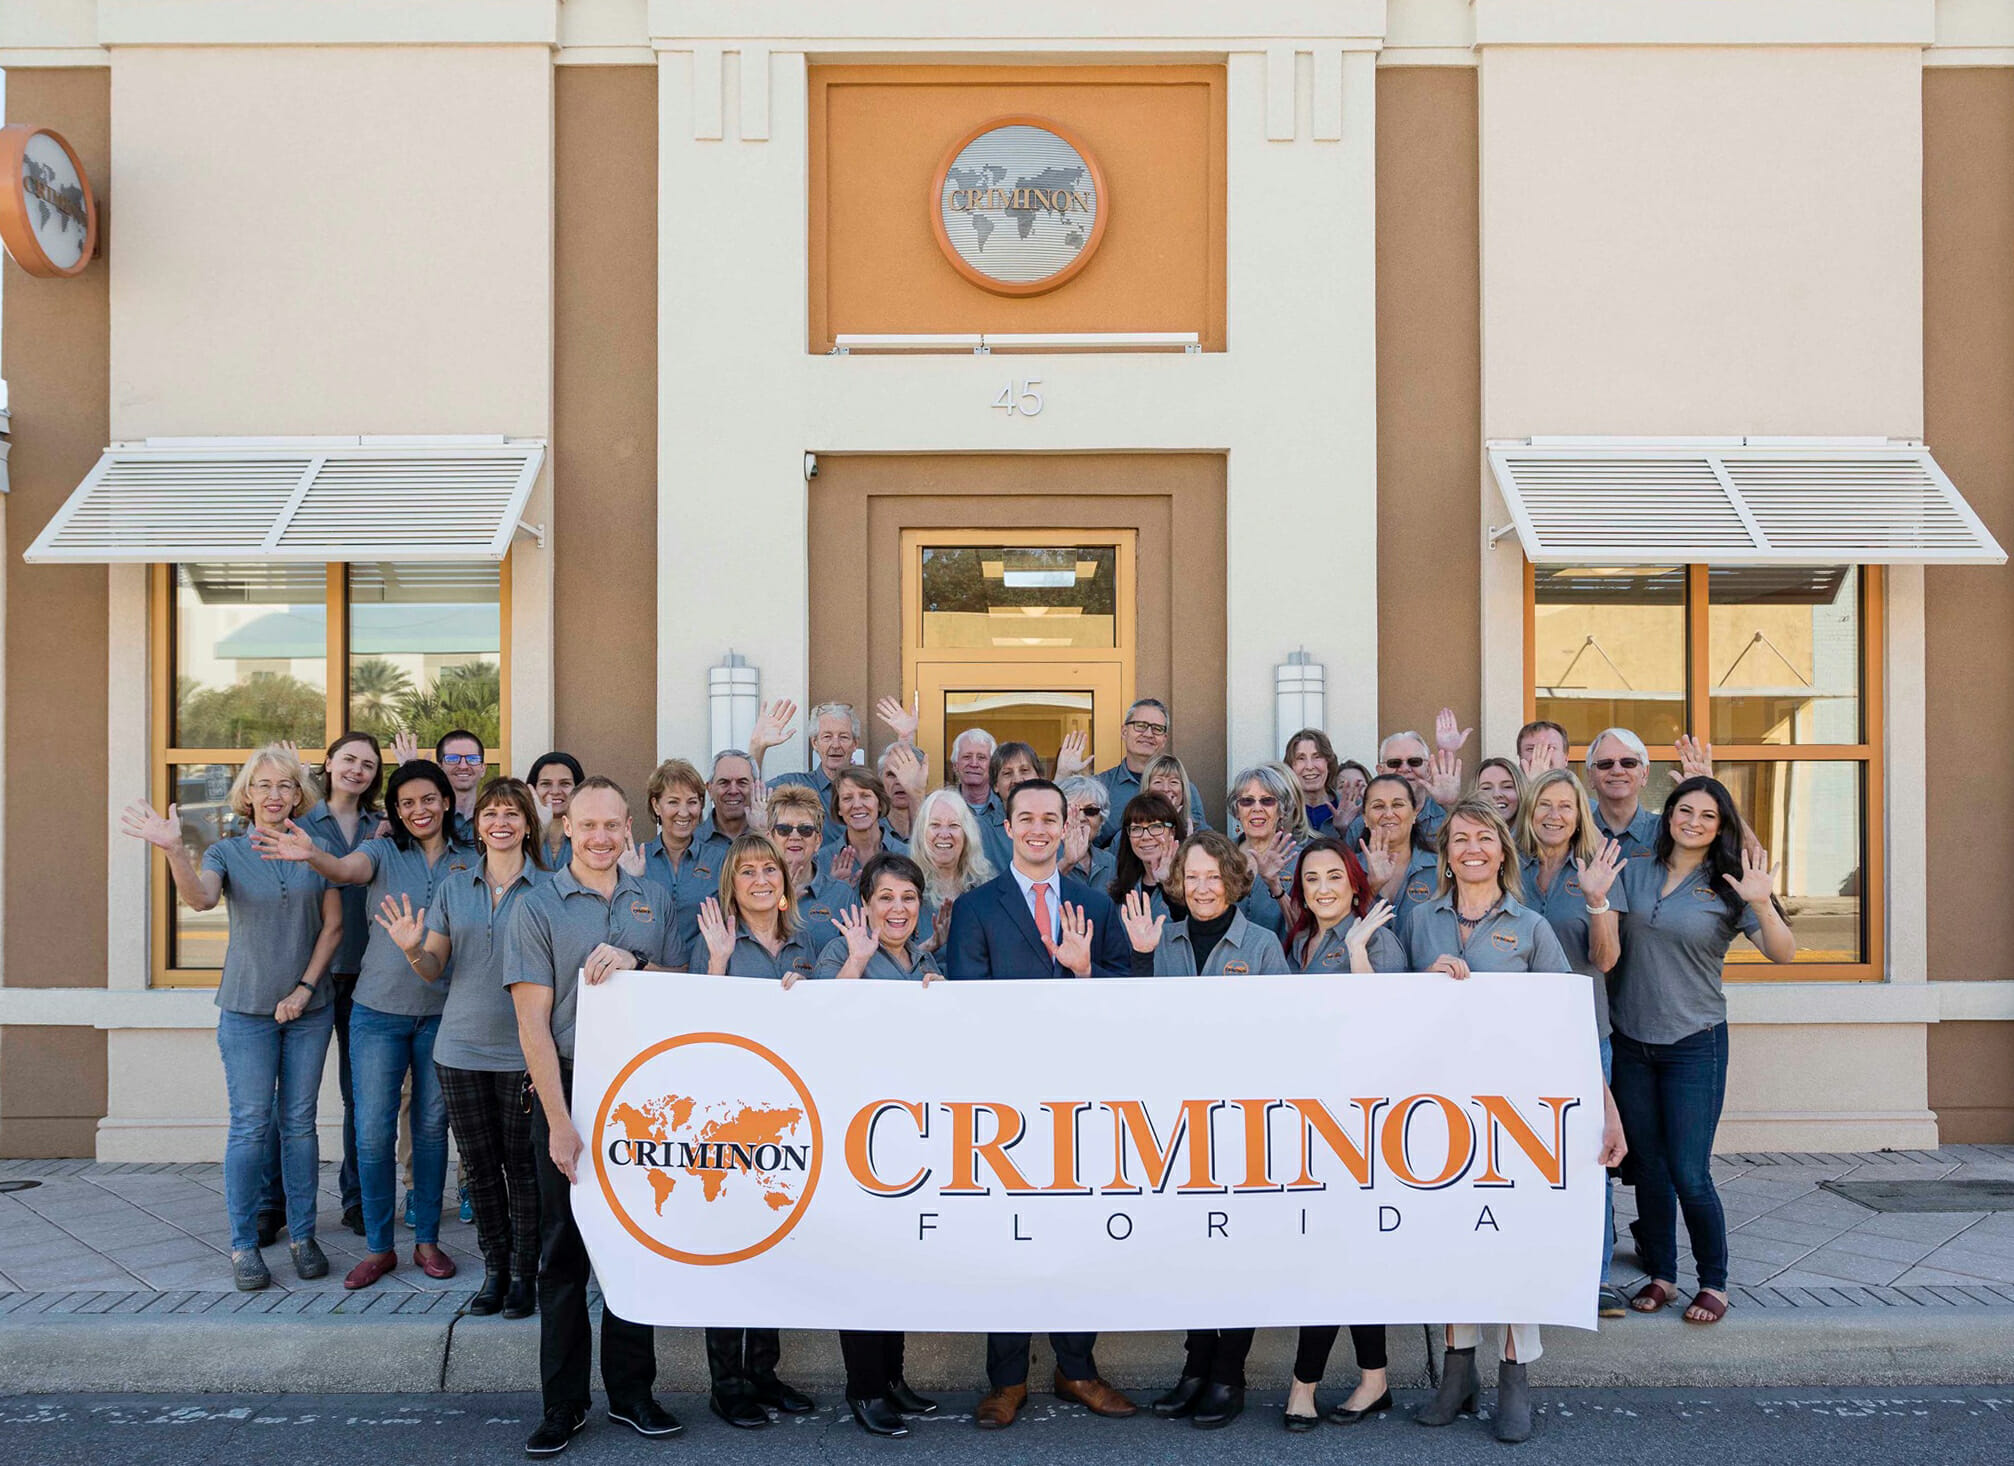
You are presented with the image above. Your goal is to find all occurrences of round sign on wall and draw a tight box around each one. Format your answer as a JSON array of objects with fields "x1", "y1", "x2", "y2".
[
  {"x1": 930, "y1": 116, "x2": 1107, "y2": 297},
  {"x1": 0, "y1": 125, "x2": 97, "y2": 278}
]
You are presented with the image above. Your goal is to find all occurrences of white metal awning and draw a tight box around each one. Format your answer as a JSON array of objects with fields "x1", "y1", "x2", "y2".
[
  {"x1": 23, "y1": 436, "x2": 546, "y2": 563},
  {"x1": 1488, "y1": 437, "x2": 2006, "y2": 566}
]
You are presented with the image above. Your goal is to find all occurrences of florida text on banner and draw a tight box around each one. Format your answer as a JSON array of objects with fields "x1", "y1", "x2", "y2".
[{"x1": 568, "y1": 973, "x2": 1604, "y2": 1333}]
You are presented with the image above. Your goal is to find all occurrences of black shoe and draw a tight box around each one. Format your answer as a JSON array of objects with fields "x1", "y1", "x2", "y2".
[
  {"x1": 524, "y1": 1406, "x2": 586, "y2": 1457},
  {"x1": 1152, "y1": 1375, "x2": 1206, "y2": 1419},
  {"x1": 709, "y1": 1393, "x2": 770, "y2": 1429},
  {"x1": 1192, "y1": 1382, "x2": 1244, "y2": 1430},
  {"x1": 608, "y1": 1399, "x2": 684, "y2": 1438},
  {"x1": 751, "y1": 1375, "x2": 815, "y2": 1414},
  {"x1": 342, "y1": 1204, "x2": 366, "y2": 1237},
  {"x1": 1284, "y1": 1406, "x2": 1322, "y2": 1433},
  {"x1": 888, "y1": 1379, "x2": 939, "y2": 1416},
  {"x1": 503, "y1": 1276, "x2": 537, "y2": 1319},
  {"x1": 468, "y1": 1270, "x2": 507, "y2": 1316},
  {"x1": 1328, "y1": 1389, "x2": 1393, "y2": 1424},
  {"x1": 254, "y1": 1210, "x2": 285, "y2": 1248},
  {"x1": 848, "y1": 1398, "x2": 909, "y2": 1437}
]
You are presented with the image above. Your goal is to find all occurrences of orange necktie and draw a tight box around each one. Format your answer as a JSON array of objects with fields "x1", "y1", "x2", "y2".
[{"x1": 1030, "y1": 880, "x2": 1051, "y2": 945}]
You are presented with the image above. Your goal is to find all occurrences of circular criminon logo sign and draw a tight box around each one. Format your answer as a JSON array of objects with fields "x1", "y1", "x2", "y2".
[
  {"x1": 593, "y1": 1032, "x2": 821, "y2": 1266},
  {"x1": 0, "y1": 125, "x2": 97, "y2": 279},
  {"x1": 931, "y1": 116, "x2": 1107, "y2": 296}
]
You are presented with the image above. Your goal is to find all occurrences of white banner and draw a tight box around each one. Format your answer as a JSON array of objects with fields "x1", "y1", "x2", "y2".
[{"x1": 569, "y1": 973, "x2": 1604, "y2": 1333}]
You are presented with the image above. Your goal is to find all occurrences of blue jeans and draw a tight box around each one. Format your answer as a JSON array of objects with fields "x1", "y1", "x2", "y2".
[
  {"x1": 1610, "y1": 1023, "x2": 1730, "y2": 1292},
  {"x1": 1600, "y1": 1034, "x2": 1615, "y2": 1286},
  {"x1": 216, "y1": 1005, "x2": 334, "y2": 1253},
  {"x1": 349, "y1": 1002, "x2": 447, "y2": 1254},
  {"x1": 259, "y1": 974, "x2": 359, "y2": 1218}
]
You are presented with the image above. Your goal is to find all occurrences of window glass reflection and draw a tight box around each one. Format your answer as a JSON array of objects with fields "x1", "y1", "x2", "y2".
[
  {"x1": 348, "y1": 563, "x2": 502, "y2": 748},
  {"x1": 168, "y1": 762, "x2": 241, "y2": 970},
  {"x1": 1708, "y1": 566, "x2": 1860, "y2": 745},
  {"x1": 944, "y1": 690, "x2": 1094, "y2": 771},
  {"x1": 921, "y1": 545, "x2": 1118, "y2": 650},
  {"x1": 1714, "y1": 759, "x2": 1863, "y2": 964},
  {"x1": 1532, "y1": 566, "x2": 1687, "y2": 746},
  {"x1": 174, "y1": 565, "x2": 328, "y2": 748}
]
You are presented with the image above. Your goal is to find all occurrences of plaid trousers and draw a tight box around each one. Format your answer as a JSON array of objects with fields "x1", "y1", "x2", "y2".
[{"x1": 435, "y1": 1063, "x2": 539, "y2": 1278}]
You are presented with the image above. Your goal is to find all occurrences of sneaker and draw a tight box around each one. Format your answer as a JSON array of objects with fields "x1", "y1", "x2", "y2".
[
  {"x1": 291, "y1": 1238, "x2": 329, "y2": 1281},
  {"x1": 232, "y1": 1248, "x2": 272, "y2": 1291},
  {"x1": 403, "y1": 1188, "x2": 416, "y2": 1229},
  {"x1": 459, "y1": 1185, "x2": 474, "y2": 1225},
  {"x1": 525, "y1": 1405, "x2": 587, "y2": 1457},
  {"x1": 607, "y1": 1399, "x2": 684, "y2": 1438}
]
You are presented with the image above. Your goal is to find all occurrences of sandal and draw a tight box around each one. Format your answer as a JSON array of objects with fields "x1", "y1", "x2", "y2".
[
  {"x1": 1683, "y1": 1290, "x2": 1729, "y2": 1325},
  {"x1": 1631, "y1": 1280, "x2": 1679, "y2": 1313}
]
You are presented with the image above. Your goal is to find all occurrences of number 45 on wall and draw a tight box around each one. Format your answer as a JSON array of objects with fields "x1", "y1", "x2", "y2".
[{"x1": 992, "y1": 379, "x2": 1044, "y2": 417}]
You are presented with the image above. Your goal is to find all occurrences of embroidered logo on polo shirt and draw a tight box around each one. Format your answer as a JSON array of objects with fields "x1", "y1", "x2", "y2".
[
  {"x1": 696, "y1": 866, "x2": 713, "y2": 879},
  {"x1": 1222, "y1": 961, "x2": 1251, "y2": 975},
  {"x1": 809, "y1": 907, "x2": 833, "y2": 920},
  {"x1": 1693, "y1": 887, "x2": 1718, "y2": 902},
  {"x1": 1321, "y1": 949, "x2": 1345, "y2": 967},
  {"x1": 629, "y1": 903, "x2": 655, "y2": 922},
  {"x1": 1406, "y1": 881, "x2": 1431, "y2": 900},
  {"x1": 1491, "y1": 930, "x2": 1518, "y2": 951},
  {"x1": 1565, "y1": 876, "x2": 1582, "y2": 895}
]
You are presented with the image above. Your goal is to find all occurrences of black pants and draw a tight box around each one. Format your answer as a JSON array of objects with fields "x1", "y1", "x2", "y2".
[
  {"x1": 706, "y1": 1328, "x2": 782, "y2": 1401},
  {"x1": 437, "y1": 1063, "x2": 538, "y2": 1279},
  {"x1": 1179, "y1": 1328, "x2": 1256, "y2": 1388},
  {"x1": 1291, "y1": 1325, "x2": 1388, "y2": 1382},
  {"x1": 534, "y1": 1065, "x2": 657, "y2": 1414},
  {"x1": 839, "y1": 1331, "x2": 907, "y2": 1400},
  {"x1": 986, "y1": 1332, "x2": 1097, "y2": 1389}
]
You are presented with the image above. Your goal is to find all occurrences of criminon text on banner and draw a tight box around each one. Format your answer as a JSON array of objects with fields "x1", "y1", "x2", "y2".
[{"x1": 568, "y1": 973, "x2": 1605, "y2": 1333}]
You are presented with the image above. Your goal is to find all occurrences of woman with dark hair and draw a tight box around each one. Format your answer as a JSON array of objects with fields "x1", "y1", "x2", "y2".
[
  {"x1": 1354, "y1": 773, "x2": 1440, "y2": 929},
  {"x1": 988, "y1": 741, "x2": 1046, "y2": 805},
  {"x1": 1278, "y1": 836, "x2": 1400, "y2": 1429},
  {"x1": 1107, "y1": 792, "x2": 1183, "y2": 919},
  {"x1": 296, "y1": 730, "x2": 382, "y2": 1236},
  {"x1": 253, "y1": 757, "x2": 474, "y2": 1291},
  {"x1": 374, "y1": 776, "x2": 548, "y2": 1319},
  {"x1": 1334, "y1": 759, "x2": 1372, "y2": 835},
  {"x1": 1284, "y1": 728, "x2": 1343, "y2": 831},
  {"x1": 1612, "y1": 776, "x2": 1793, "y2": 1327},
  {"x1": 825, "y1": 764, "x2": 908, "y2": 887}
]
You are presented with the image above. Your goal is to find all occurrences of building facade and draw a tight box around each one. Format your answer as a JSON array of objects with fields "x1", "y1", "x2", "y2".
[{"x1": 0, "y1": 0, "x2": 2009, "y2": 1158}]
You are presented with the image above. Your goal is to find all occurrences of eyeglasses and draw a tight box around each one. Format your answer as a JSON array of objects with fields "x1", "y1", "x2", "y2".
[
  {"x1": 1590, "y1": 757, "x2": 1643, "y2": 772},
  {"x1": 1128, "y1": 821, "x2": 1174, "y2": 838},
  {"x1": 771, "y1": 822, "x2": 820, "y2": 839},
  {"x1": 1123, "y1": 720, "x2": 1169, "y2": 736},
  {"x1": 249, "y1": 780, "x2": 299, "y2": 796},
  {"x1": 441, "y1": 753, "x2": 485, "y2": 767},
  {"x1": 1235, "y1": 795, "x2": 1279, "y2": 810},
  {"x1": 1384, "y1": 756, "x2": 1427, "y2": 770}
]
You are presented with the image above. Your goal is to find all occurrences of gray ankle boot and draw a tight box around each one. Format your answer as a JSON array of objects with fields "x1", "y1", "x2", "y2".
[
  {"x1": 1413, "y1": 1346, "x2": 1478, "y2": 1426},
  {"x1": 1494, "y1": 1359, "x2": 1532, "y2": 1443}
]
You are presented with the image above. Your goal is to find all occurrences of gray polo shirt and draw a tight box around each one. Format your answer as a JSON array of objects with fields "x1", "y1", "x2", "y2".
[
  {"x1": 202, "y1": 834, "x2": 335, "y2": 1017},
  {"x1": 1234, "y1": 835, "x2": 1303, "y2": 935},
  {"x1": 1291, "y1": 915, "x2": 1408, "y2": 975},
  {"x1": 1062, "y1": 844, "x2": 1117, "y2": 894},
  {"x1": 640, "y1": 831, "x2": 728, "y2": 954},
  {"x1": 1342, "y1": 793, "x2": 1448, "y2": 853},
  {"x1": 813, "y1": 936, "x2": 942, "y2": 981},
  {"x1": 1092, "y1": 762, "x2": 1209, "y2": 847},
  {"x1": 793, "y1": 871, "x2": 860, "y2": 956},
  {"x1": 1390, "y1": 846, "x2": 1445, "y2": 930},
  {"x1": 1403, "y1": 890, "x2": 1572, "y2": 975},
  {"x1": 1610, "y1": 858, "x2": 1764, "y2": 1045},
  {"x1": 1151, "y1": 910, "x2": 1291, "y2": 976},
  {"x1": 506, "y1": 868, "x2": 681, "y2": 1060},
  {"x1": 1520, "y1": 853, "x2": 1630, "y2": 1039},
  {"x1": 299, "y1": 800, "x2": 373, "y2": 977},
  {"x1": 427, "y1": 863, "x2": 548, "y2": 1072},
  {"x1": 691, "y1": 927, "x2": 821, "y2": 982},
  {"x1": 1595, "y1": 802, "x2": 1663, "y2": 861},
  {"x1": 770, "y1": 767, "x2": 838, "y2": 815},
  {"x1": 352, "y1": 836, "x2": 478, "y2": 1017}
]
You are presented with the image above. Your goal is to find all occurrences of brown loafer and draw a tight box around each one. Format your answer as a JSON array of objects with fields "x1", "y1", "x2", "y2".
[
  {"x1": 975, "y1": 1384, "x2": 1027, "y2": 1430},
  {"x1": 413, "y1": 1245, "x2": 458, "y2": 1280},
  {"x1": 1055, "y1": 1372, "x2": 1138, "y2": 1418},
  {"x1": 343, "y1": 1251, "x2": 398, "y2": 1290}
]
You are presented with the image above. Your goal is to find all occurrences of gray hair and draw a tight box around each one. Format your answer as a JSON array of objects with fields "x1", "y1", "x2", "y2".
[
  {"x1": 1379, "y1": 729, "x2": 1430, "y2": 763},
  {"x1": 950, "y1": 727, "x2": 997, "y2": 760},
  {"x1": 1228, "y1": 761, "x2": 1312, "y2": 840},
  {"x1": 808, "y1": 701, "x2": 862, "y2": 741},
  {"x1": 710, "y1": 748, "x2": 755, "y2": 779},
  {"x1": 1585, "y1": 727, "x2": 1649, "y2": 768},
  {"x1": 876, "y1": 742, "x2": 927, "y2": 778},
  {"x1": 1058, "y1": 774, "x2": 1110, "y2": 818},
  {"x1": 913, "y1": 788, "x2": 997, "y2": 902}
]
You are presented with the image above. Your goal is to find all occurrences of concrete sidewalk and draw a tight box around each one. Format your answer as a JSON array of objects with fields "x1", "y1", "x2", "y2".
[{"x1": 2, "y1": 1148, "x2": 2012, "y2": 1393}]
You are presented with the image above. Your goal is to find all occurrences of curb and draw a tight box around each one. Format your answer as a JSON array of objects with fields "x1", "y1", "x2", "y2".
[{"x1": 4, "y1": 1311, "x2": 2013, "y2": 1394}]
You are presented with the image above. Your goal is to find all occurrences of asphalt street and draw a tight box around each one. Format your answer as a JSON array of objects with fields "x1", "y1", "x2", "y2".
[{"x1": 1, "y1": 1389, "x2": 2008, "y2": 1466}]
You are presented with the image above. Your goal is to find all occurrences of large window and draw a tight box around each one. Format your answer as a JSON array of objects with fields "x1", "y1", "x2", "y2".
[
  {"x1": 1528, "y1": 564, "x2": 1882, "y2": 981},
  {"x1": 151, "y1": 562, "x2": 507, "y2": 986}
]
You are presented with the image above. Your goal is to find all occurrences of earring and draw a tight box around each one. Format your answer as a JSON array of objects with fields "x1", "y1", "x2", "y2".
[{"x1": 778, "y1": 895, "x2": 788, "y2": 909}]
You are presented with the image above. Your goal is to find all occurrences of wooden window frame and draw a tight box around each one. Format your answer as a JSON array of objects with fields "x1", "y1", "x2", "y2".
[
  {"x1": 1524, "y1": 562, "x2": 1885, "y2": 984},
  {"x1": 149, "y1": 561, "x2": 511, "y2": 989}
]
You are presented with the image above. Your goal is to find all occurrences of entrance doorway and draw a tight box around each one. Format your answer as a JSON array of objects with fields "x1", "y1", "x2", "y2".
[{"x1": 903, "y1": 530, "x2": 1136, "y2": 776}]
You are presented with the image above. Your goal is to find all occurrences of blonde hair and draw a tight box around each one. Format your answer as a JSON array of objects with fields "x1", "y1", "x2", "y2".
[
  {"x1": 1515, "y1": 768, "x2": 1598, "y2": 868},
  {"x1": 1141, "y1": 753, "x2": 1196, "y2": 837},
  {"x1": 719, "y1": 833, "x2": 801, "y2": 939},
  {"x1": 229, "y1": 744, "x2": 319, "y2": 821},
  {"x1": 766, "y1": 783, "x2": 825, "y2": 834},
  {"x1": 1473, "y1": 756, "x2": 1527, "y2": 818},
  {"x1": 1434, "y1": 797, "x2": 1525, "y2": 903},
  {"x1": 913, "y1": 788, "x2": 996, "y2": 905}
]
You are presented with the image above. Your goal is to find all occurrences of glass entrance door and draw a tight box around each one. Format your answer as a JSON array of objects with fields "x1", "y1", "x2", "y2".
[{"x1": 902, "y1": 530, "x2": 1136, "y2": 780}]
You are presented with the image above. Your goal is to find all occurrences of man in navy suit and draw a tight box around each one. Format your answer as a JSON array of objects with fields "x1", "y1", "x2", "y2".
[{"x1": 943, "y1": 778, "x2": 1138, "y2": 1428}]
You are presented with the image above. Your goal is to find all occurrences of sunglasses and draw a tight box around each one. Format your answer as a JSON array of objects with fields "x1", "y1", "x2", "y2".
[
  {"x1": 1235, "y1": 795, "x2": 1279, "y2": 809},
  {"x1": 1384, "y1": 756, "x2": 1427, "y2": 770},
  {"x1": 771, "y1": 822, "x2": 820, "y2": 839},
  {"x1": 1590, "y1": 757, "x2": 1643, "y2": 772}
]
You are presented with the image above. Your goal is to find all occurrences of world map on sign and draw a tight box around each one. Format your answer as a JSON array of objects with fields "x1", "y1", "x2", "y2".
[
  {"x1": 936, "y1": 123, "x2": 1102, "y2": 288},
  {"x1": 610, "y1": 1094, "x2": 807, "y2": 1218}
]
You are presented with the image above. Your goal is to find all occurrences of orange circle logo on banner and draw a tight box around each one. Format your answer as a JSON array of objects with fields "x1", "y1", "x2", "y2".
[
  {"x1": 593, "y1": 1032, "x2": 822, "y2": 1266},
  {"x1": 930, "y1": 116, "x2": 1108, "y2": 296},
  {"x1": 0, "y1": 125, "x2": 97, "y2": 279}
]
